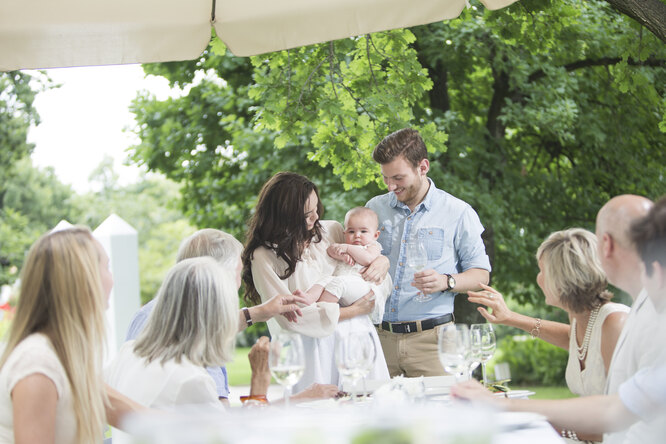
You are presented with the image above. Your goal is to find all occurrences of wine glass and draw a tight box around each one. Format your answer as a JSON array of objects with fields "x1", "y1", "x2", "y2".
[
  {"x1": 335, "y1": 331, "x2": 377, "y2": 402},
  {"x1": 406, "y1": 235, "x2": 431, "y2": 302},
  {"x1": 437, "y1": 324, "x2": 471, "y2": 382},
  {"x1": 470, "y1": 323, "x2": 496, "y2": 386},
  {"x1": 468, "y1": 333, "x2": 482, "y2": 380},
  {"x1": 268, "y1": 331, "x2": 305, "y2": 408}
]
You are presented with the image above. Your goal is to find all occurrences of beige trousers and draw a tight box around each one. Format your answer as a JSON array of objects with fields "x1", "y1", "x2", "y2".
[{"x1": 376, "y1": 322, "x2": 453, "y2": 377}]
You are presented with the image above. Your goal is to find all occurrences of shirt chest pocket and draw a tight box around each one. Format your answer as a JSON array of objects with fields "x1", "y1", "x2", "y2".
[
  {"x1": 417, "y1": 227, "x2": 446, "y2": 261},
  {"x1": 378, "y1": 221, "x2": 394, "y2": 256}
]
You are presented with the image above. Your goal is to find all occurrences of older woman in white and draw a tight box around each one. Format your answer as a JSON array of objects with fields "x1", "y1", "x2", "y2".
[{"x1": 106, "y1": 257, "x2": 271, "y2": 411}]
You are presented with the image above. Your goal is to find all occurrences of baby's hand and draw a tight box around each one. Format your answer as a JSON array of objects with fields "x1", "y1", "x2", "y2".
[
  {"x1": 342, "y1": 253, "x2": 355, "y2": 266},
  {"x1": 332, "y1": 244, "x2": 348, "y2": 255}
]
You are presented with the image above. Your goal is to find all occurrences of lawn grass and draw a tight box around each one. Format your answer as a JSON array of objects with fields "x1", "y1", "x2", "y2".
[
  {"x1": 227, "y1": 347, "x2": 253, "y2": 386},
  {"x1": 517, "y1": 385, "x2": 575, "y2": 399}
]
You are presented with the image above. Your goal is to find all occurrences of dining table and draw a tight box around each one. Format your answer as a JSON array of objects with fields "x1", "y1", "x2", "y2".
[{"x1": 118, "y1": 376, "x2": 564, "y2": 444}]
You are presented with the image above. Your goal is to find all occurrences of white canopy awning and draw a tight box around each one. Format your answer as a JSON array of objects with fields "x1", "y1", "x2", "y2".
[{"x1": 0, "y1": 0, "x2": 518, "y2": 71}]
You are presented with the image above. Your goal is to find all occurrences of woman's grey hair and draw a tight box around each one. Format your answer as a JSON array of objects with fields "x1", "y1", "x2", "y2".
[
  {"x1": 134, "y1": 257, "x2": 238, "y2": 366},
  {"x1": 176, "y1": 229, "x2": 243, "y2": 269},
  {"x1": 536, "y1": 228, "x2": 612, "y2": 313}
]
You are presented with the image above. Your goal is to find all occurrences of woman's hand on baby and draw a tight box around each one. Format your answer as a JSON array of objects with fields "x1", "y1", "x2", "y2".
[{"x1": 351, "y1": 291, "x2": 376, "y2": 316}]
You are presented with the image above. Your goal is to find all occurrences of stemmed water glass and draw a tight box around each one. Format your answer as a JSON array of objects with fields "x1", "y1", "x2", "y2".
[
  {"x1": 406, "y1": 235, "x2": 431, "y2": 303},
  {"x1": 470, "y1": 323, "x2": 496, "y2": 386},
  {"x1": 268, "y1": 331, "x2": 305, "y2": 408},
  {"x1": 335, "y1": 331, "x2": 377, "y2": 402},
  {"x1": 437, "y1": 324, "x2": 471, "y2": 382}
]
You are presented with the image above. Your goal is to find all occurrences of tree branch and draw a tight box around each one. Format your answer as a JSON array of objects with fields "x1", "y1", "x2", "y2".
[
  {"x1": 602, "y1": 0, "x2": 666, "y2": 43},
  {"x1": 528, "y1": 56, "x2": 666, "y2": 83}
]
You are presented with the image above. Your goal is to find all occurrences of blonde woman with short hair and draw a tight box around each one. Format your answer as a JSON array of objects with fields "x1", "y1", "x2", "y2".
[
  {"x1": 0, "y1": 227, "x2": 133, "y2": 443},
  {"x1": 468, "y1": 229, "x2": 629, "y2": 399}
]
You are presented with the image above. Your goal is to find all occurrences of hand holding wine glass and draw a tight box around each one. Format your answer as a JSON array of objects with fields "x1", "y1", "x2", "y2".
[
  {"x1": 407, "y1": 236, "x2": 431, "y2": 303},
  {"x1": 268, "y1": 331, "x2": 305, "y2": 408},
  {"x1": 470, "y1": 323, "x2": 496, "y2": 386},
  {"x1": 438, "y1": 324, "x2": 471, "y2": 382}
]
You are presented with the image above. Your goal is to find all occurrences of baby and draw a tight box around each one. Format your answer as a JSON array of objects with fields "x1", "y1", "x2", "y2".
[{"x1": 297, "y1": 206, "x2": 390, "y2": 324}]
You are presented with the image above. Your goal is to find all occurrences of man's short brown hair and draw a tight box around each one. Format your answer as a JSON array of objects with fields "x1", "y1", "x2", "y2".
[
  {"x1": 630, "y1": 195, "x2": 666, "y2": 276},
  {"x1": 373, "y1": 128, "x2": 427, "y2": 167}
]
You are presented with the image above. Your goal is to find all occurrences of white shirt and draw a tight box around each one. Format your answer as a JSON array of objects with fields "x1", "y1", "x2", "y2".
[
  {"x1": 605, "y1": 290, "x2": 660, "y2": 395},
  {"x1": 604, "y1": 290, "x2": 664, "y2": 444},
  {"x1": 105, "y1": 341, "x2": 223, "y2": 412},
  {"x1": 0, "y1": 334, "x2": 76, "y2": 444}
]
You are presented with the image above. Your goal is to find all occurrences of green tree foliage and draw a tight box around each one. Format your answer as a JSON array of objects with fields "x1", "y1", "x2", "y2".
[
  {"x1": 129, "y1": 0, "x2": 666, "y2": 308},
  {"x1": 0, "y1": 158, "x2": 79, "y2": 286},
  {"x1": 72, "y1": 158, "x2": 196, "y2": 304},
  {"x1": 0, "y1": 153, "x2": 193, "y2": 304},
  {"x1": 0, "y1": 72, "x2": 44, "y2": 205}
]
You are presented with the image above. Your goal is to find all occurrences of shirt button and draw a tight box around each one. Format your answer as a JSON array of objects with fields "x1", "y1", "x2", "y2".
[
  {"x1": 408, "y1": 216, "x2": 411, "y2": 220},
  {"x1": 399, "y1": 261, "x2": 403, "y2": 266},
  {"x1": 391, "y1": 308, "x2": 396, "y2": 312},
  {"x1": 429, "y1": 231, "x2": 433, "y2": 234},
  {"x1": 402, "y1": 239, "x2": 406, "y2": 243},
  {"x1": 394, "y1": 285, "x2": 399, "y2": 290}
]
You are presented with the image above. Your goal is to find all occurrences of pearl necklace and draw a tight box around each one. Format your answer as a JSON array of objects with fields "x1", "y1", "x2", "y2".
[{"x1": 576, "y1": 305, "x2": 601, "y2": 362}]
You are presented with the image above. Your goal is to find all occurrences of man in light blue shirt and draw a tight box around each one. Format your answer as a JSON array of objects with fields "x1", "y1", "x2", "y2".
[{"x1": 366, "y1": 128, "x2": 491, "y2": 377}]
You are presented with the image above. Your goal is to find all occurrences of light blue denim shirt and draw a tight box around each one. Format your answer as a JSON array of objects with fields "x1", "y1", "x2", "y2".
[
  {"x1": 125, "y1": 299, "x2": 230, "y2": 398},
  {"x1": 366, "y1": 178, "x2": 491, "y2": 322}
]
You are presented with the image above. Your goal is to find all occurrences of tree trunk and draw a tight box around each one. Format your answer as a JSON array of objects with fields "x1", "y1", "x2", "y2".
[{"x1": 603, "y1": 0, "x2": 666, "y2": 43}]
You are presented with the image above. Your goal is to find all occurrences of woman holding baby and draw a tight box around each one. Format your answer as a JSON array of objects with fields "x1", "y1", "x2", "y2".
[{"x1": 241, "y1": 172, "x2": 390, "y2": 392}]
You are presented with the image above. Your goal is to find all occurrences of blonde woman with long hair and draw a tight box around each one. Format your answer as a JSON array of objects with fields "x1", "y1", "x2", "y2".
[{"x1": 0, "y1": 227, "x2": 112, "y2": 443}]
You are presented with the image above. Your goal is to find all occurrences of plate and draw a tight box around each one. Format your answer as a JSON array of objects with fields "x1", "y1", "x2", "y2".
[{"x1": 493, "y1": 389, "x2": 535, "y2": 399}]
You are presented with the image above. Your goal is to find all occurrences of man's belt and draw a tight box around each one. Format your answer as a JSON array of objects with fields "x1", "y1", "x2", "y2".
[{"x1": 380, "y1": 313, "x2": 454, "y2": 334}]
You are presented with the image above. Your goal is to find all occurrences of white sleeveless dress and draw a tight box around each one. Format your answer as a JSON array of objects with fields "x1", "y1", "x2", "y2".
[{"x1": 565, "y1": 302, "x2": 630, "y2": 396}]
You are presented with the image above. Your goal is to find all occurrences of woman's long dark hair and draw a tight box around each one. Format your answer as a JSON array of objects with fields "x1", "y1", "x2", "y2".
[{"x1": 242, "y1": 172, "x2": 324, "y2": 305}]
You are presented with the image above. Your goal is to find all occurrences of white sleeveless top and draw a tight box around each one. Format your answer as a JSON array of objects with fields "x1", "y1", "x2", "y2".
[{"x1": 566, "y1": 302, "x2": 630, "y2": 396}]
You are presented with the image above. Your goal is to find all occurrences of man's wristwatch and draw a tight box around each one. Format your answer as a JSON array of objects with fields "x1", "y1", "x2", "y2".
[{"x1": 444, "y1": 274, "x2": 456, "y2": 292}]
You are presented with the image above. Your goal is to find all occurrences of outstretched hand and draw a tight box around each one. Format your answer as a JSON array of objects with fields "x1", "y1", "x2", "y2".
[
  {"x1": 256, "y1": 293, "x2": 308, "y2": 323},
  {"x1": 467, "y1": 283, "x2": 514, "y2": 325}
]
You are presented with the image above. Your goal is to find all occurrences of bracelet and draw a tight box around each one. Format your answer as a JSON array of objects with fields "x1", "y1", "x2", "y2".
[
  {"x1": 530, "y1": 318, "x2": 542, "y2": 339},
  {"x1": 560, "y1": 429, "x2": 580, "y2": 441},
  {"x1": 240, "y1": 394, "x2": 269, "y2": 404},
  {"x1": 242, "y1": 307, "x2": 253, "y2": 327}
]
